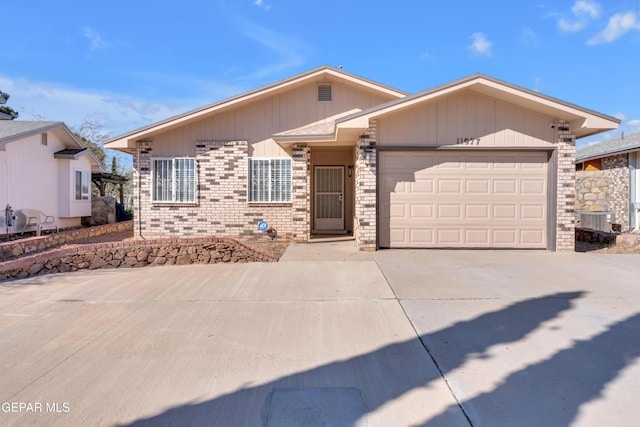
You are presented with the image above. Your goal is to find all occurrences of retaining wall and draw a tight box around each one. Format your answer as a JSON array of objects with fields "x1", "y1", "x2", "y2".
[
  {"x1": 0, "y1": 237, "x2": 275, "y2": 283},
  {"x1": 0, "y1": 221, "x2": 133, "y2": 262}
]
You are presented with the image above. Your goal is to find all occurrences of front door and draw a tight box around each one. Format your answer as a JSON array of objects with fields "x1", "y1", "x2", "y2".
[{"x1": 314, "y1": 166, "x2": 344, "y2": 232}]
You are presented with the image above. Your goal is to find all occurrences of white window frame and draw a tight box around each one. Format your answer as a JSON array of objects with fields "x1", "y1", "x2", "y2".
[
  {"x1": 75, "y1": 170, "x2": 90, "y2": 201},
  {"x1": 248, "y1": 157, "x2": 292, "y2": 203},
  {"x1": 151, "y1": 157, "x2": 197, "y2": 203}
]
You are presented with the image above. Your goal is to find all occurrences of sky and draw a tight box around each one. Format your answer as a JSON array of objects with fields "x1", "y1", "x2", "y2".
[{"x1": 2, "y1": 0, "x2": 640, "y2": 156}]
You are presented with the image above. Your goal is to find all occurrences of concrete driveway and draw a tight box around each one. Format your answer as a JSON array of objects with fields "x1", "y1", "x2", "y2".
[{"x1": 0, "y1": 243, "x2": 639, "y2": 426}]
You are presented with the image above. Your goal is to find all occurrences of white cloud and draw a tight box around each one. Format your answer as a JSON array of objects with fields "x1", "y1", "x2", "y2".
[
  {"x1": 520, "y1": 27, "x2": 542, "y2": 47},
  {"x1": 0, "y1": 75, "x2": 195, "y2": 138},
  {"x1": 419, "y1": 52, "x2": 437, "y2": 61},
  {"x1": 558, "y1": 0, "x2": 601, "y2": 33},
  {"x1": 469, "y1": 32, "x2": 492, "y2": 57},
  {"x1": 235, "y1": 18, "x2": 306, "y2": 80},
  {"x1": 573, "y1": 0, "x2": 601, "y2": 18},
  {"x1": 82, "y1": 27, "x2": 110, "y2": 52},
  {"x1": 587, "y1": 11, "x2": 640, "y2": 45},
  {"x1": 254, "y1": 0, "x2": 271, "y2": 11},
  {"x1": 558, "y1": 18, "x2": 586, "y2": 32}
]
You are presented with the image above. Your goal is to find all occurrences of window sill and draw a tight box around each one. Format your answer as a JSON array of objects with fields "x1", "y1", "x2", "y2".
[
  {"x1": 248, "y1": 202, "x2": 292, "y2": 207},
  {"x1": 152, "y1": 202, "x2": 199, "y2": 207}
]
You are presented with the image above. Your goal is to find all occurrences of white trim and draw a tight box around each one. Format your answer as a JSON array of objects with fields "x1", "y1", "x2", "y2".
[
  {"x1": 247, "y1": 157, "x2": 292, "y2": 203},
  {"x1": 150, "y1": 157, "x2": 198, "y2": 204}
]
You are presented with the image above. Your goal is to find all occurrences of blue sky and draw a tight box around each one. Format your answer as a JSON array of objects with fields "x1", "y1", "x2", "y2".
[{"x1": 2, "y1": 0, "x2": 640, "y2": 149}]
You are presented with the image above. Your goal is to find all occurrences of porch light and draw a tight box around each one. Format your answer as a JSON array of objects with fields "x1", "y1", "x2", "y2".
[{"x1": 348, "y1": 165, "x2": 354, "y2": 177}]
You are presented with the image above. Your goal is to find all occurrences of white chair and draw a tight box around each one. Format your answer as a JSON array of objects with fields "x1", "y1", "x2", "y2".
[{"x1": 18, "y1": 209, "x2": 58, "y2": 236}]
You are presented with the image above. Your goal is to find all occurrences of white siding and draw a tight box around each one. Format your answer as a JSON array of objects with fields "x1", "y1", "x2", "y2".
[
  {"x1": 378, "y1": 89, "x2": 555, "y2": 147},
  {"x1": 1, "y1": 131, "x2": 86, "y2": 231}
]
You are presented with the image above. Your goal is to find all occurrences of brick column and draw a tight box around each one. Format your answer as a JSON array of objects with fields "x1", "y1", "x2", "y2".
[
  {"x1": 355, "y1": 120, "x2": 377, "y2": 251},
  {"x1": 292, "y1": 144, "x2": 310, "y2": 242},
  {"x1": 556, "y1": 120, "x2": 576, "y2": 251},
  {"x1": 134, "y1": 141, "x2": 152, "y2": 237}
]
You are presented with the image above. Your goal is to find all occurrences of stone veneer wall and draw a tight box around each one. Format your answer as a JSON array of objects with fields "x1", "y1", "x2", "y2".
[
  {"x1": 602, "y1": 154, "x2": 629, "y2": 229},
  {"x1": 555, "y1": 120, "x2": 577, "y2": 252},
  {"x1": 0, "y1": 237, "x2": 275, "y2": 283},
  {"x1": 575, "y1": 154, "x2": 629, "y2": 231},
  {"x1": 134, "y1": 140, "x2": 294, "y2": 240},
  {"x1": 576, "y1": 171, "x2": 609, "y2": 216},
  {"x1": 355, "y1": 120, "x2": 377, "y2": 251},
  {"x1": 0, "y1": 221, "x2": 132, "y2": 262}
]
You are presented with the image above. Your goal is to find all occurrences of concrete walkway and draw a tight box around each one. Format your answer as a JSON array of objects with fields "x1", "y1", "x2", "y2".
[{"x1": 0, "y1": 242, "x2": 639, "y2": 426}]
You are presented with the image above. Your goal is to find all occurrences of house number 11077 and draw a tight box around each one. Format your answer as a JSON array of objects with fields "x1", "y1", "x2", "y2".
[{"x1": 456, "y1": 137, "x2": 480, "y2": 145}]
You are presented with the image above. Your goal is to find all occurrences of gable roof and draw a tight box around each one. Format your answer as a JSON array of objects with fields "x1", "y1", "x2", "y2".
[
  {"x1": 336, "y1": 73, "x2": 620, "y2": 139},
  {"x1": 576, "y1": 132, "x2": 640, "y2": 162},
  {"x1": 105, "y1": 66, "x2": 408, "y2": 153},
  {"x1": 0, "y1": 120, "x2": 104, "y2": 170}
]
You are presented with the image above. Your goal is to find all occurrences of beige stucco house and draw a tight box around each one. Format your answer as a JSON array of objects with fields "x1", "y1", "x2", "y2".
[
  {"x1": 106, "y1": 66, "x2": 619, "y2": 251},
  {"x1": 0, "y1": 121, "x2": 104, "y2": 234}
]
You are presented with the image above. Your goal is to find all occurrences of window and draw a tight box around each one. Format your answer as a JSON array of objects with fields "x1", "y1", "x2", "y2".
[
  {"x1": 317, "y1": 84, "x2": 332, "y2": 102},
  {"x1": 75, "y1": 171, "x2": 89, "y2": 200},
  {"x1": 248, "y1": 158, "x2": 292, "y2": 203},
  {"x1": 152, "y1": 158, "x2": 197, "y2": 203}
]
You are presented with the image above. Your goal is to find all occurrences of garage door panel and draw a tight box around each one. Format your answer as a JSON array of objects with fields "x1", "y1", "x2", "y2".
[
  {"x1": 411, "y1": 179, "x2": 435, "y2": 193},
  {"x1": 494, "y1": 180, "x2": 518, "y2": 194},
  {"x1": 466, "y1": 205, "x2": 490, "y2": 219},
  {"x1": 380, "y1": 151, "x2": 548, "y2": 249},
  {"x1": 466, "y1": 179, "x2": 490, "y2": 194},
  {"x1": 410, "y1": 204, "x2": 434, "y2": 218},
  {"x1": 521, "y1": 179, "x2": 545, "y2": 195},
  {"x1": 438, "y1": 179, "x2": 462, "y2": 193},
  {"x1": 466, "y1": 229, "x2": 490, "y2": 244}
]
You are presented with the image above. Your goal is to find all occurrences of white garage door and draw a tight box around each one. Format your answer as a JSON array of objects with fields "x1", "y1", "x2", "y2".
[{"x1": 379, "y1": 151, "x2": 549, "y2": 248}]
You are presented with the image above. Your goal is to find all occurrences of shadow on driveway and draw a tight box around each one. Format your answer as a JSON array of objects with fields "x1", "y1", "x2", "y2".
[{"x1": 113, "y1": 291, "x2": 640, "y2": 426}]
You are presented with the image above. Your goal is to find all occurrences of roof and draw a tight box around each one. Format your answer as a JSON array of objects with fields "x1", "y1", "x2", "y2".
[
  {"x1": 0, "y1": 120, "x2": 104, "y2": 171},
  {"x1": 576, "y1": 132, "x2": 640, "y2": 162},
  {"x1": 337, "y1": 73, "x2": 620, "y2": 139},
  {"x1": 105, "y1": 65, "x2": 408, "y2": 152},
  {"x1": 0, "y1": 121, "x2": 63, "y2": 145},
  {"x1": 54, "y1": 148, "x2": 88, "y2": 160}
]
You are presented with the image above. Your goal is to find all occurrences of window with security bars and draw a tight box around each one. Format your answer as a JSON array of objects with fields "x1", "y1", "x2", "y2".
[
  {"x1": 248, "y1": 158, "x2": 292, "y2": 203},
  {"x1": 152, "y1": 158, "x2": 196, "y2": 203}
]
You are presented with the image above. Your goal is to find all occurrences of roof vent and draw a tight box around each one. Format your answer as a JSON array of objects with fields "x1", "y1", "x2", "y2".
[{"x1": 318, "y1": 84, "x2": 332, "y2": 102}]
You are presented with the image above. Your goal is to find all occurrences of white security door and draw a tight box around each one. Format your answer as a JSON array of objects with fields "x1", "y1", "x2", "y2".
[{"x1": 314, "y1": 166, "x2": 344, "y2": 231}]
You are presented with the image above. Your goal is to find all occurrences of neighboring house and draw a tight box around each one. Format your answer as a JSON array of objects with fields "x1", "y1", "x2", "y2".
[
  {"x1": 106, "y1": 66, "x2": 619, "y2": 251},
  {"x1": 576, "y1": 132, "x2": 640, "y2": 231},
  {"x1": 0, "y1": 121, "x2": 104, "y2": 233}
]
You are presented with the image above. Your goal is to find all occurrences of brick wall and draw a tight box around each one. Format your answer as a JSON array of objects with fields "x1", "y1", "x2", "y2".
[
  {"x1": 355, "y1": 120, "x2": 377, "y2": 251},
  {"x1": 134, "y1": 140, "x2": 294, "y2": 240},
  {"x1": 556, "y1": 120, "x2": 577, "y2": 251},
  {"x1": 291, "y1": 145, "x2": 310, "y2": 242}
]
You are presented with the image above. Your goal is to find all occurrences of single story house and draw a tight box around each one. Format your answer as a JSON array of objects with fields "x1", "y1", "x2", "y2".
[
  {"x1": 0, "y1": 121, "x2": 104, "y2": 233},
  {"x1": 576, "y1": 132, "x2": 640, "y2": 231},
  {"x1": 106, "y1": 66, "x2": 619, "y2": 251}
]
